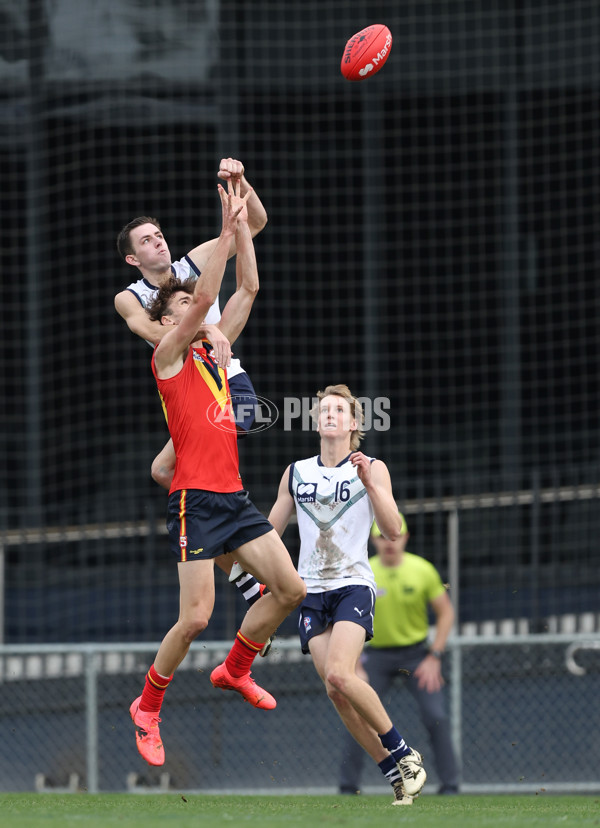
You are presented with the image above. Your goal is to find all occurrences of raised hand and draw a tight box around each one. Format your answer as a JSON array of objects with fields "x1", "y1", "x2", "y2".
[
  {"x1": 217, "y1": 181, "x2": 252, "y2": 234},
  {"x1": 228, "y1": 176, "x2": 252, "y2": 224},
  {"x1": 198, "y1": 323, "x2": 232, "y2": 368},
  {"x1": 217, "y1": 157, "x2": 245, "y2": 182},
  {"x1": 350, "y1": 451, "x2": 372, "y2": 487}
]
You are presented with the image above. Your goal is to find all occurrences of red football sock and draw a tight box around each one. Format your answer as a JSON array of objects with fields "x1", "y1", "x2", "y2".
[
  {"x1": 225, "y1": 631, "x2": 265, "y2": 677},
  {"x1": 139, "y1": 664, "x2": 173, "y2": 713}
]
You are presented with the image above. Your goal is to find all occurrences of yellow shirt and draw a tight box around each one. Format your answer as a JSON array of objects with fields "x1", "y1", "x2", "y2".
[{"x1": 369, "y1": 552, "x2": 446, "y2": 648}]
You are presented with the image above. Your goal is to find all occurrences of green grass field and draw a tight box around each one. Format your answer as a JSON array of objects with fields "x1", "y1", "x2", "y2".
[{"x1": 1, "y1": 793, "x2": 598, "y2": 828}]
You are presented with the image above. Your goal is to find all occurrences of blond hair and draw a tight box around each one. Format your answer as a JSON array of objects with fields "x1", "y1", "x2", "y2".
[{"x1": 311, "y1": 384, "x2": 365, "y2": 451}]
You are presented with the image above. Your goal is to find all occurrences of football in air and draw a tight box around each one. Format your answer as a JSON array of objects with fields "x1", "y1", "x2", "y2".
[{"x1": 340, "y1": 24, "x2": 392, "y2": 81}]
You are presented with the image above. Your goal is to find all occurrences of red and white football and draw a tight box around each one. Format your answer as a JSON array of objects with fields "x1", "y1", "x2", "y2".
[{"x1": 340, "y1": 24, "x2": 392, "y2": 82}]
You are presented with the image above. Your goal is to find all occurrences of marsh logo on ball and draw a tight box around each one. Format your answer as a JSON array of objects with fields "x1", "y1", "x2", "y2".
[{"x1": 340, "y1": 24, "x2": 392, "y2": 82}]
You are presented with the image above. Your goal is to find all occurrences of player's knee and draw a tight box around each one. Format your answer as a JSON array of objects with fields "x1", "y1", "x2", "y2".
[
  {"x1": 272, "y1": 575, "x2": 306, "y2": 610},
  {"x1": 325, "y1": 668, "x2": 350, "y2": 697},
  {"x1": 286, "y1": 576, "x2": 307, "y2": 608},
  {"x1": 179, "y1": 614, "x2": 210, "y2": 642},
  {"x1": 294, "y1": 577, "x2": 307, "y2": 605},
  {"x1": 327, "y1": 684, "x2": 351, "y2": 710}
]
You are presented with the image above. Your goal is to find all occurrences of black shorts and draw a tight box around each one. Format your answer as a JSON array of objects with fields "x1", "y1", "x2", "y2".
[
  {"x1": 228, "y1": 372, "x2": 257, "y2": 435},
  {"x1": 298, "y1": 585, "x2": 375, "y2": 653},
  {"x1": 167, "y1": 488, "x2": 272, "y2": 562}
]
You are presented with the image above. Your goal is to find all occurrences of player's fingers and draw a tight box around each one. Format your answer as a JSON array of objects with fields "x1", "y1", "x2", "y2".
[
  {"x1": 218, "y1": 158, "x2": 231, "y2": 179},
  {"x1": 242, "y1": 186, "x2": 253, "y2": 203},
  {"x1": 229, "y1": 159, "x2": 244, "y2": 178},
  {"x1": 221, "y1": 158, "x2": 245, "y2": 179},
  {"x1": 217, "y1": 349, "x2": 230, "y2": 368},
  {"x1": 218, "y1": 184, "x2": 234, "y2": 217}
]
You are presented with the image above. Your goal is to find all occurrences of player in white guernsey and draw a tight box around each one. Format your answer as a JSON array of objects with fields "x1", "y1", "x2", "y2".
[
  {"x1": 121, "y1": 257, "x2": 247, "y2": 384},
  {"x1": 269, "y1": 384, "x2": 427, "y2": 805},
  {"x1": 114, "y1": 158, "x2": 265, "y2": 491},
  {"x1": 114, "y1": 159, "x2": 270, "y2": 625}
]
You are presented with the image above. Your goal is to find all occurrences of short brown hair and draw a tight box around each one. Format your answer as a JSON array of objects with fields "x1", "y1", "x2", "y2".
[
  {"x1": 147, "y1": 276, "x2": 195, "y2": 323},
  {"x1": 116, "y1": 216, "x2": 161, "y2": 260},
  {"x1": 312, "y1": 384, "x2": 365, "y2": 451}
]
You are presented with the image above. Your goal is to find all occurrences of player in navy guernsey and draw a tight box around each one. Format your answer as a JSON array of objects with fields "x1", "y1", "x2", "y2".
[
  {"x1": 127, "y1": 179, "x2": 305, "y2": 767},
  {"x1": 269, "y1": 384, "x2": 427, "y2": 806},
  {"x1": 115, "y1": 159, "x2": 269, "y2": 619}
]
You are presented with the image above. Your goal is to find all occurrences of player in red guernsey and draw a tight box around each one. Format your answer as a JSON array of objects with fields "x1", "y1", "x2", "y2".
[
  {"x1": 114, "y1": 158, "x2": 270, "y2": 630},
  {"x1": 129, "y1": 178, "x2": 306, "y2": 767},
  {"x1": 154, "y1": 343, "x2": 242, "y2": 496}
]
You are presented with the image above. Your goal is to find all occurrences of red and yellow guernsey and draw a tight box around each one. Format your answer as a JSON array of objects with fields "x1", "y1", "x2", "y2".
[{"x1": 152, "y1": 343, "x2": 243, "y2": 495}]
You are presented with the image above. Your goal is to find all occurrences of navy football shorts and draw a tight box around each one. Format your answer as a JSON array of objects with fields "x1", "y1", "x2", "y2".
[
  {"x1": 298, "y1": 585, "x2": 375, "y2": 653},
  {"x1": 167, "y1": 488, "x2": 272, "y2": 562},
  {"x1": 228, "y1": 372, "x2": 257, "y2": 435}
]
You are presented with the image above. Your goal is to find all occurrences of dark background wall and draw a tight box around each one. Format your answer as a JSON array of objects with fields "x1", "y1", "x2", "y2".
[{"x1": 0, "y1": 0, "x2": 598, "y2": 641}]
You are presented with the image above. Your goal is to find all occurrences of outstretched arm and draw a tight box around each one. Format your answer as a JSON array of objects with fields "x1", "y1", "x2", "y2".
[
  {"x1": 217, "y1": 202, "x2": 259, "y2": 345},
  {"x1": 186, "y1": 158, "x2": 268, "y2": 275},
  {"x1": 114, "y1": 290, "x2": 166, "y2": 346},
  {"x1": 218, "y1": 158, "x2": 268, "y2": 240},
  {"x1": 114, "y1": 294, "x2": 231, "y2": 367},
  {"x1": 154, "y1": 183, "x2": 250, "y2": 377}
]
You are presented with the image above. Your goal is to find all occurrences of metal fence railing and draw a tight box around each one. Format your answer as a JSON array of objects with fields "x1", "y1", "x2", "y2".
[
  {"x1": 1, "y1": 634, "x2": 598, "y2": 794},
  {"x1": 3, "y1": 479, "x2": 600, "y2": 644}
]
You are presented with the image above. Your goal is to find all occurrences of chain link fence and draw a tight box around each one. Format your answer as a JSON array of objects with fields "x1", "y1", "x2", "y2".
[{"x1": 1, "y1": 634, "x2": 598, "y2": 794}]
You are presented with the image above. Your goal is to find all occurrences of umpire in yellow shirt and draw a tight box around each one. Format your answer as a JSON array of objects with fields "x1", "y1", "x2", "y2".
[{"x1": 339, "y1": 513, "x2": 460, "y2": 795}]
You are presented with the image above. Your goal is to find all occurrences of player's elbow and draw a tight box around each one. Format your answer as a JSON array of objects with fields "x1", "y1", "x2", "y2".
[
  {"x1": 193, "y1": 289, "x2": 217, "y2": 315},
  {"x1": 251, "y1": 210, "x2": 268, "y2": 236},
  {"x1": 381, "y1": 525, "x2": 403, "y2": 542},
  {"x1": 235, "y1": 282, "x2": 259, "y2": 310},
  {"x1": 151, "y1": 459, "x2": 173, "y2": 491}
]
